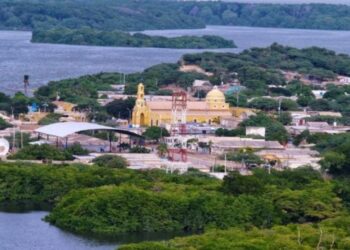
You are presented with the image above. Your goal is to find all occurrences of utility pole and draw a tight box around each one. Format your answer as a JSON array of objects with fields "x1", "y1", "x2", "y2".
[{"x1": 278, "y1": 98, "x2": 282, "y2": 115}]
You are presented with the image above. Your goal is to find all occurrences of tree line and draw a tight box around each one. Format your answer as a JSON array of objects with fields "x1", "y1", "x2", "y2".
[
  {"x1": 2, "y1": 0, "x2": 350, "y2": 32},
  {"x1": 2, "y1": 162, "x2": 350, "y2": 249},
  {"x1": 31, "y1": 28, "x2": 236, "y2": 49}
]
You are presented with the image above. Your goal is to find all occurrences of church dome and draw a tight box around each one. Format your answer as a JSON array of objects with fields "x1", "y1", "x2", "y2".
[{"x1": 206, "y1": 86, "x2": 225, "y2": 103}]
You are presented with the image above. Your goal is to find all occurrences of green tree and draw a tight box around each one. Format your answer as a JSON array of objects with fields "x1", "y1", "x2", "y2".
[
  {"x1": 143, "y1": 126, "x2": 170, "y2": 141},
  {"x1": 105, "y1": 97, "x2": 135, "y2": 119},
  {"x1": 0, "y1": 117, "x2": 12, "y2": 130},
  {"x1": 320, "y1": 151, "x2": 347, "y2": 174},
  {"x1": 277, "y1": 112, "x2": 292, "y2": 125},
  {"x1": 222, "y1": 171, "x2": 264, "y2": 195}
]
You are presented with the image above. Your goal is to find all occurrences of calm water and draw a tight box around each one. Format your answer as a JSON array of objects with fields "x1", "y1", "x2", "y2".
[
  {"x1": 2, "y1": 25, "x2": 350, "y2": 94},
  {"x1": 0, "y1": 210, "x2": 192, "y2": 250},
  {"x1": 0, "y1": 211, "x2": 117, "y2": 250}
]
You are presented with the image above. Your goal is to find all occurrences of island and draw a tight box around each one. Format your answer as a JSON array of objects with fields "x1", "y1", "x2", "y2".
[
  {"x1": 31, "y1": 28, "x2": 236, "y2": 49},
  {"x1": 1, "y1": 1, "x2": 350, "y2": 48}
]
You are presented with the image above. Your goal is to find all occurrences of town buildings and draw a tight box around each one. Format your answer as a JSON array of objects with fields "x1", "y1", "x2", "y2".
[{"x1": 132, "y1": 83, "x2": 232, "y2": 127}]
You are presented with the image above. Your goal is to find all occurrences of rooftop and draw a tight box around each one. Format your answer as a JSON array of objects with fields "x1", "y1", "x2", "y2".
[{"x1": 35, "y1": 122, "x2": 142, "y2": 138}]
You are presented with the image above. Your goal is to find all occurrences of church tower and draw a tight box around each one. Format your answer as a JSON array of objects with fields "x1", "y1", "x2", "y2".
[{"x1": 132, "y1": 83, "x2": 151, "y2": 127}]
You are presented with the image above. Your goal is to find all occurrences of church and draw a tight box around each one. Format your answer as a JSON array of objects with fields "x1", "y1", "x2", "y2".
[{"x1": 132, "y1": 83, "x2": 232, "y2": 127}]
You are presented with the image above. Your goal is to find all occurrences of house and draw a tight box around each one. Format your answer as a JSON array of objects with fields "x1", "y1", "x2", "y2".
[
  {"x1": 192, "y1": 80, "x2": 212, "y2": 91},
  {"x1": 288, "y1": 121, "x2": 350, "y2": 135}
]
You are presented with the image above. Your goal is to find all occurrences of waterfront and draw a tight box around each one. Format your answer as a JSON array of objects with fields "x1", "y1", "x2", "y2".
[
  {"x1": 2, "y1": 26, "x2": 350, "y2": 94},
  {"x1": 0, "y1": 211, "x2": 117, "y2": 250}
]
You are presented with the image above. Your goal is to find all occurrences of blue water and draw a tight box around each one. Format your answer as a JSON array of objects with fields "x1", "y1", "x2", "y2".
[{"x1": 2, "y1": 25, "x2": 350, "y2": 94}]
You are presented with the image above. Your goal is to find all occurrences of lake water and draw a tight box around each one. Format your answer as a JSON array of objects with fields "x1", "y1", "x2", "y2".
[
  {"x1": 0, "y1": 211, "x2": 117, "y2": 250},
  {"x1": 0, "y1": 210, "x2": 192, "y2": 250},
  {"x1": 2, "y1": 25, "x2": 350, "y2": 94}
]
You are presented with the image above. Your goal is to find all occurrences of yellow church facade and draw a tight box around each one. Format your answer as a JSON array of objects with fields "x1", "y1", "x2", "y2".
[{"x1": 132, "y1": 83, "x2": 232, "y2": 127}]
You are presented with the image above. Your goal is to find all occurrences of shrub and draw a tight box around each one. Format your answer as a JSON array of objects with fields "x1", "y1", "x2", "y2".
[
  {"x1": 92, "y1": 155, "x2": 128, "y2": 169},
  {"x1": 130, "y1": 146, "x2": 151, "y2": 153},
  {"x1": 9, "y1": 144, "x2": 73, "y2": 161},
  {"x1": 66, "y1": 143, "x2": 89, "y2": 156}
]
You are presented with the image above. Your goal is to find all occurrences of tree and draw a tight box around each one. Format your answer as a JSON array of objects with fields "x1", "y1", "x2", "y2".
[
  {"x1": 143, "y1": 126, "x2": 170, "y2": 141},
  {"x1": 11, "y1": 92, "x2": 29, "y2": 115},
  {"x1": 105, "y1": 97, "x2": 135, "y2": 119},
  {"x1": 248, "y1": 98, "x2": 277, "y2": 111},
  {"x1": 157, "y1": 143, "x2": 168, "y2": 158},
  {"x1": 309, "y1": 99, "x2": 331, "y2": 111},
  {"x1": 277, "y1": 112, "x2": 292, "y2": 125},
  {"x1": 222, "y1": 171, "x2": 264, "y2": 195},
  {"x1": 9, "y1": 144, "x2": 73, "y2": 161},
  {"x1": 280, "y1": 99, "x2": 299, "y2": 111},
  {"x1": 0, "y1": 117, "x2": 12, "y2": 130},
  {"x1": 320, "y1": 151, "x2": 347, "y2": 174}
]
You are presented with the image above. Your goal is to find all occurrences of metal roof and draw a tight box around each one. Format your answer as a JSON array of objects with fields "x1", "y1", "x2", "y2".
[{"x1": 35, "y1": 122, "x2": 142, "y2": 138}]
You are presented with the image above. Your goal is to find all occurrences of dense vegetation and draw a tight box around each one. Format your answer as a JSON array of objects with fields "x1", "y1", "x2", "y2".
[
  {"x1": 8, "y1": 143, "x2": 88, "y2": 161},
  {"x1": 2, "y1": 0, "x2": 350, "y2": 32},
  {"x1": 3, "y1": 159, "x2": 350, "y2": 248},
  {"x1": 183, "y1": 44, "x2": 350, "y2": 85},
  {"x1": 2, "y1": 0, "x2": 350, "y2": 48},
  {"x1": 32, "y1": 28, "x2": 236, "y2": 49},
  {"x1": 0, "y1": 0, "x2": 203, "y2": 31},
  {"x1": 32, "y1": 44, "x2": 350, "y2": 120},
  {"x1": 120, "y1": 217, "x2": 350, "y2": 250},
  {"x1": 0, "y1": 163, "x2": 134, "y2": 204}
]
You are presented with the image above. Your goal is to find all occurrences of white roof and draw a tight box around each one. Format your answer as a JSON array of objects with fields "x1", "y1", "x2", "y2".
[
  {"x1": 193, "y1": 80, "x2": 211, "y2": 87},
  {"x1": 35, "y1": 122, "x2": 141, "y2": 138}
]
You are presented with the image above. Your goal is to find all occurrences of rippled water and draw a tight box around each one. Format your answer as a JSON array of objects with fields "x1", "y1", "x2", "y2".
[{"x1": 2, "y1": 25, "x2": 350, "y2": 94}]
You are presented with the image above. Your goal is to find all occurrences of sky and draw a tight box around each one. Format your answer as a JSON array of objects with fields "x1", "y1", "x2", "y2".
[{"x1": 223, "y1": 0, "x2": 350, "y2": 3}]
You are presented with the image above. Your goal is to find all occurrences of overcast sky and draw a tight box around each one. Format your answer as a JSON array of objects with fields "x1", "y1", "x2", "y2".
[{"x1": 223, "y1": 0, "x2": 350, "y2": 4}]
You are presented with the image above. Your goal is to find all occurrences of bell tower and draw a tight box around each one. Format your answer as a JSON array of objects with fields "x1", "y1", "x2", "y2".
[{"x1": 132, "y1": 83, "x2": 150, "y2": 127}]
